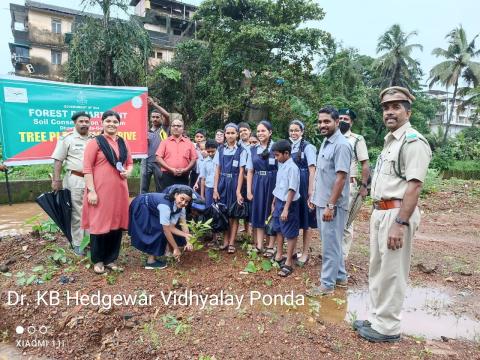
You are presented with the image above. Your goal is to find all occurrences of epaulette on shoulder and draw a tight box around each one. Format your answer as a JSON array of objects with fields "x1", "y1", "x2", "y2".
[
  {"x1": 59, "y1": 131, "x2": 74, "y2": 141},
  {"x1": 405, "y1": 128, "x2": 419, "y2": 143}
]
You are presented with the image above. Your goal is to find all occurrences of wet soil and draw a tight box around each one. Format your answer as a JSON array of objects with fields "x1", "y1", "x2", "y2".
[{"x1": 0, "y1": 180, "x2": 479, "y2": 359}]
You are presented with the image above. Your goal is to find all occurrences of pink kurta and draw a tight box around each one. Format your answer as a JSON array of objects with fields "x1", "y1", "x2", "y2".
[{"x1": 81, "y1": 135, "x2": 133, "y2": 234}]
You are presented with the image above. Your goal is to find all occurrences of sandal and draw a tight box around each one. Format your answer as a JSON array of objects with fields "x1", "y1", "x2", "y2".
[
  {"x1": 227, "y1": 245, "x2": 236, "y2": 254},
  {"x1": 105, "y1": 263, "x2": 124, "y2": 272},
  {"x1": 278, "y1": 265, "x2": 293, "y2": 277},
  {"x1": 94, "y1": 262, "x2": 105, "y2": 274},
  {"x1": 219, "y1": 244, "x2": 229, "y2": 251},
  {"x1": 263, "y1": 247, "x2": 275, "y2": 258},
  {"x1": 252, "y1": 247, "x2": 263, "y2": 253},
  {"x1": 272, "y1": 256, "x2": 287, "y2": 267}
]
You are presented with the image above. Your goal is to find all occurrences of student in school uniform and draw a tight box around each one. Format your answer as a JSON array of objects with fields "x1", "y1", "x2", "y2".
[
  {"x1": 191, "y1": 129, "x2": 206, "y2": 188},
  {"x1": 288, "y1": 120, "x2": 317, "y2": 267},
  {"x1": 213, "y1": 123, "x2": 248, "y2": 253},
  {"x1": 237, "y1": 122, "x2": 252, "y2": 235},
  {"x1": 246, "y1": 120, "x2": 277, "y2": 255},
  {"x1": 271, "y1": 140, "x2": 300, "y2": 277},
  {"x1": 200, "y1": 140, "x2": 218, "y2": 208}
]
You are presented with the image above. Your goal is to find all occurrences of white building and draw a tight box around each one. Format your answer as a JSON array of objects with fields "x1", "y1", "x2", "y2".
[{"x1": 426, "y1": 89, "x2": 478, "y2": 138}]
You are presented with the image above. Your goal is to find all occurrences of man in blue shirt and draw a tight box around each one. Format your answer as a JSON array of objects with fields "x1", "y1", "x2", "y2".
[{"x1": 308, "y1": 106, "x2": 352, "y2": 296}]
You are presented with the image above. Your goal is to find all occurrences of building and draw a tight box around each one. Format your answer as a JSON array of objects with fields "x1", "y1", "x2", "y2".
[
  {"x1": 427, "y1": 89, "x2": 478, "y2": 138},
  {"x1": 9, "y1": 0, "x2": 197, "y2": 81},
  {"x1": 9, "y1": 1, "x2": 102, "y2": 81},
  {"x1": 130, "y1": 0, "x2": 198, "y2": 67}
]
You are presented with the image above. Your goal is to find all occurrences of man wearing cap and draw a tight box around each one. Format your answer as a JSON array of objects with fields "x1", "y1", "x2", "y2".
[
  {"x1": 51, "y1": 112, "x2": 94, "y2": 256},
  {"x1": 338, "y1": 108, "x2": 370, "y2": 259},
  {"x1": 354, "y1": 87, "x2": 431, "y2": 342}
]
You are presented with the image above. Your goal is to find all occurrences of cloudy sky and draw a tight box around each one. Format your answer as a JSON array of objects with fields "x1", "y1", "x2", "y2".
[{"x1": 1, "y1": 0, "x2": 479, "y2": 87}]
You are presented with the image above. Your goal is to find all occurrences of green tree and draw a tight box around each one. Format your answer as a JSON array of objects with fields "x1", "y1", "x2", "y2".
[
  {"x1": 66, "y1": 0, "x2": 151, "y2": 86},
  {"x1": 193, "y1": 0, "x2": 332, "y2": 128},
  {"x1": 429, "y1": 25, "x2": 480, "y2": 144},
  {"x1": 373, "y1": 24, "x2": 423, "y2": 90}
]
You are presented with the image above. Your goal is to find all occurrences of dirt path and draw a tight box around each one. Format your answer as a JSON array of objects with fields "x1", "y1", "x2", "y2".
[{"x1": 0, "y1": 179, "x2": 479, "y2": 359}]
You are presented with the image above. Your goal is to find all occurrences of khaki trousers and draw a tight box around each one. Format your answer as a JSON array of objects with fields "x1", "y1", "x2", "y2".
[
  {"x1": 342, "y1": 181, "x2": 357, "y2": 258},
  {"x1": 368, "y1": 207, "x2": 420, "y2": 335},
  {"x1": 64, "y1": 174, "x2": 86, "y2": 247}
]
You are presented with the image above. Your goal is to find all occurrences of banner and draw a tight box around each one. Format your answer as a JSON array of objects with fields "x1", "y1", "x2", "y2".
[{"x1": 0, "y1": 76, "x2": 148, "y2": 166}]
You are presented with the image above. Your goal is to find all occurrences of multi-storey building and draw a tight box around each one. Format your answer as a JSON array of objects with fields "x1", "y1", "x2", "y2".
[
  {"x1": 427, "y1": 89, "x2": 478, "y2": 138},
  {"x1": 8, "y1": 0, "x2": 197, "y2": 81},
  {"x1": 130, "y1": 0, "x2": 198, "y2": 67}
]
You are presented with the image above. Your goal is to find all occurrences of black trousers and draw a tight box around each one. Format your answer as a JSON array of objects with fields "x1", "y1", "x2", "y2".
[
  {"x1": 140, "y1": 160, "x2": 163, "y2": 194},
  {"x1": 160, "y1": 172, "x2": 189, "y2": 191},
  {"x1": 90, "y1": 230, "x2": 123, "y2": 264}
]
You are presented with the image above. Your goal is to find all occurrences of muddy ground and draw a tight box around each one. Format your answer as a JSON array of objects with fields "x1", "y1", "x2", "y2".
[{"x1": 0, "y1": 179, "x2": 479, "y2": 359}]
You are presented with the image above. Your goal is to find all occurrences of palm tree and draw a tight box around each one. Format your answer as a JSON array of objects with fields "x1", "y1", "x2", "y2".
[
  {"x1": 429, "y1": 26, "x2": 480, "y2": 144},
  {"x1": 373, "y1": 24, "x2": 423, "y2": 89}
]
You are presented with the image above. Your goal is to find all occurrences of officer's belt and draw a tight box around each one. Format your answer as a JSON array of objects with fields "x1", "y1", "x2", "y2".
[
  {"x1": 373, "y1": 199, "x2": 402, "y2": 210},
  {"x1": 71, "y1": 170, "x2": 84, "y2": 177}
]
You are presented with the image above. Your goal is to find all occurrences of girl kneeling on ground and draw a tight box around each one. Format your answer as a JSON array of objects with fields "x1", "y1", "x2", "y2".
[{"x1": 129, "y1": 186, "x2": 194, "y2": 269}]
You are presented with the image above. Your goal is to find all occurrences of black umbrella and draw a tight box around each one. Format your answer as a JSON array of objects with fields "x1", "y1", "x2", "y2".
[{"x1": 35, "y1": 189, "x2": 73, "y2": 246}]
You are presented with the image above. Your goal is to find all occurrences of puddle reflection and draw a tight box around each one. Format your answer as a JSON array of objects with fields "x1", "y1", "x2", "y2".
[{"x1": 0, "y1": 202, "x2": 47, "y2": 237}]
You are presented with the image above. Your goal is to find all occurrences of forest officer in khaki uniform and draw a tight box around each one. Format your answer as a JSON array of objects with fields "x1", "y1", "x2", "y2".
[
  {"x1": 51, "y1": 112, "x2": 94, "y2": 256},
  {"x1": 338, "y1": 108, "x2": 370, "y2": 259},
  {"x1": 354, "y1": 87, "x2": 431, "y2": 342}
]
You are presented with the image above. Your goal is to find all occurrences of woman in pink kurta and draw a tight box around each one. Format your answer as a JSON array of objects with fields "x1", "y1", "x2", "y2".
[{"x1": 82, "y1": 110, "x2": 133, "y2": 274}]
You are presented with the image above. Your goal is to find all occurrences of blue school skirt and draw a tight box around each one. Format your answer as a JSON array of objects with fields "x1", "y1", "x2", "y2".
[{"x1": 251, "y1": 171, "x2": 276, "y2": 228}]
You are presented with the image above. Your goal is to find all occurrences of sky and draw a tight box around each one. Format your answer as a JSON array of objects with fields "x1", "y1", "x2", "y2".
[{"x1": 1, "y1": 0, "x2": 479, "y2": 88}]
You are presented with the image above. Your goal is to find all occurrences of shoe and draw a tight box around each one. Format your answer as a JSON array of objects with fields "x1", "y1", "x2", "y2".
[
  {"x1": 306, "y1": 285, "x2": 334, "y2": 297},
  {"x1": 295, "y1": 255, "x2": 310, "y2": 268},
  {"x1": 73, "y1": 246, "x2": 84, "y2": 256},
  {"x1": 145, "y1": 260, "x2": 168, "y2": 270},
  {"x1": 352, "y1": 319, "x2": 371, "y2": 331},
  {"x1": 358, "y1": 326, "x2": 400, "y2": 343},
  {"x1": 336, "y1": 278, "x2": 348, "y2": 288}
]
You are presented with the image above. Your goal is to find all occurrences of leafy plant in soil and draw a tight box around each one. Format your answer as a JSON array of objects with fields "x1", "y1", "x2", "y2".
[
  {"x1": 161, "y1": 314, "x2": 192, "y2": 335},
  {"x1": 187, "y1": 218, "x2": 213, "y2": 250},
  {"x1": 24, "y1": 216, "x2": 60, "y2": 241}
]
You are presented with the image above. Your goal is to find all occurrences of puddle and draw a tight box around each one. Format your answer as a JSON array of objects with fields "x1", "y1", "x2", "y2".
[
  {"x1": 255, "y1": 287, "x2": 480, "y2": 341},
  {"x1": 347, "y1": 287, "x2": 480, "y2": 341},
  {"x1": 0, "y1": 202, "x2": 47, "y2": 237}
]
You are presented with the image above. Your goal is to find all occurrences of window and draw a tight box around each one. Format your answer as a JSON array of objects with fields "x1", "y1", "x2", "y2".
[
  {"x1": 15, "y1": 46, "x2": 29, "y2": 59},
  {"x1": 156, "y1": 52, "x2": 163, "y2": 59},
  {"x1": 52, "y1": 19, "x2": 62, "y2": 34},
  {"x1": 51, "y1": 51, "x2": 62, "y2": 65}
]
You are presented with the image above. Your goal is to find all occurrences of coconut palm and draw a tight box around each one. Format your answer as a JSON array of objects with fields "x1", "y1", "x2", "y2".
[
  {"x1": 373, "y1": 24, "x2": 423, "y2": 89},
  {"x1": 429, "y1": 26, "x2": 480, "y2": 143}
]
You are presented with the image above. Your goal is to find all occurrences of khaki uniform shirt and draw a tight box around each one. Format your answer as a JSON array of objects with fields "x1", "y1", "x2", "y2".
[
  {"x1": 371, "y1": 122, "x2": 431, "y2": 201},
  {"x1": 344, "y1": 130, "x2": 369, "y2": 178},
  {"x1": 51, "y1": 129, "x2": 93, "y2": 189}
]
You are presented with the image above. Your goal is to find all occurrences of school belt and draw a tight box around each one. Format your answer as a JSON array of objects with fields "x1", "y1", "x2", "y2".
[
  {"x1": 256, "y1": 171, "x2": 272, "y2": 176},
  {"x1": 221, "y1": 173, "x2": 233, "y2": 178},
  {"x1": 71, "y1": 170, "x2": 84, "y2": 177},
  {"x1": 373, "y1": 199, "x2": 402, "y2": 210}
]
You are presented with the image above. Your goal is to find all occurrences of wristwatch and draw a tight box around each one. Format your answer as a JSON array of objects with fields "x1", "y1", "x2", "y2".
[
  {"x1": 395, "y1": 216, "x2": 409, "y2": 226},
  {"x1": 326, "y1": 203, "x2": 335, "y2": 210}
]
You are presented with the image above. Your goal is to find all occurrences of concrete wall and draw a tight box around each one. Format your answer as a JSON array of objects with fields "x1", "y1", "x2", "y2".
[
  {"x1": 0, "y1": 178, "x2": 143, "y2": 204},
  {"x1": 28, "y1": 9, "x2": 73, "y2": 34}
]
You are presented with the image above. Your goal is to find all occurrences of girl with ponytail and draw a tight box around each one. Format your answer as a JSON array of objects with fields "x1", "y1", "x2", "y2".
[
  {"x1": 288, "y1": 119, "x2": 317, "y2": 266},
  {"x1": 246, "y1": 120, "x2": 277, "y2": 255}
]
